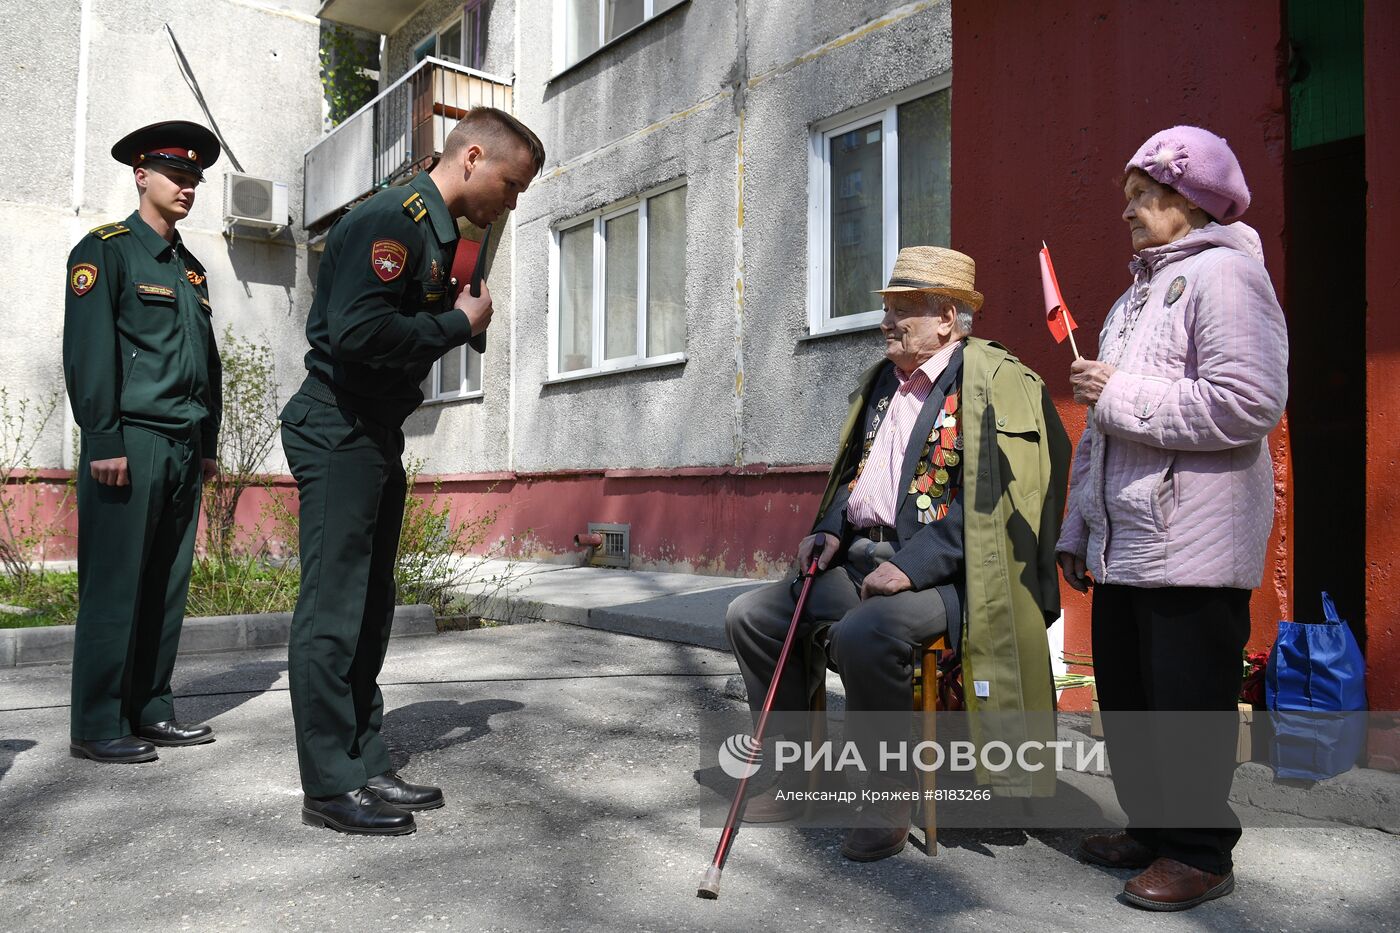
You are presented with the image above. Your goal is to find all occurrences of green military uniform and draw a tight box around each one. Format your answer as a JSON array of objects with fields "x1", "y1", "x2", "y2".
[
  {"x1": 64, "y1": 211, "x2": 221, "y2": 742},
  {"x1": 282, "y1": 171, "x2": 479, "y2": 797}
]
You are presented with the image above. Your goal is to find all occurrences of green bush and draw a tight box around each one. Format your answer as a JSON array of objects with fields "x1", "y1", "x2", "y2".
[
  {"x1": 203, "y1": 327, "x2": 280, "y2": 562},
  {"x1": 396, "y1": 458, "x2": 520, "y2": 618},
  {"x1": 0, "y1": 387, "x2": 69, "y2": 600}
]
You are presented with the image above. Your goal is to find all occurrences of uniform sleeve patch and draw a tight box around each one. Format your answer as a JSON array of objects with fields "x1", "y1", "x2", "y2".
[
  {"x1": 70, "y1": 263, "x2": 98, "y2": 296},
  {"x1": 371, "y1": 239, "x2": 408, "y2": 282}
]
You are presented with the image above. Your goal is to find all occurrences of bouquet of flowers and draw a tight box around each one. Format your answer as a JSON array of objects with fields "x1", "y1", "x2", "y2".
[{"x1": 1239, "y1": 649, "x2": 1269, "y2": 707}]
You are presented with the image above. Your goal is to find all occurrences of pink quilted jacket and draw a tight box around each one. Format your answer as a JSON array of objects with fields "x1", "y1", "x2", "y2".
[{"x1": 1057, "y1": 222, "x2": 1288, "y2": 588}]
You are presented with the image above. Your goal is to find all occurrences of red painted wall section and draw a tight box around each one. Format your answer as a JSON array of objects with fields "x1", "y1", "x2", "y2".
[
  {"x1": 5, "y1": 469, "x2": 831, "y2": 578},
  {"x1": 1365, "y1": 3, "x2": 1400, "y2": 723},
  {"x1": 1, "y1": 473, "x2": 78, "y2": 561},
  {"x1": 433, "y1": 467, "x2": 828, "y2": 577},
  {"x1": 950, "y1": 1, "x2": 1293, "y2": 688}
]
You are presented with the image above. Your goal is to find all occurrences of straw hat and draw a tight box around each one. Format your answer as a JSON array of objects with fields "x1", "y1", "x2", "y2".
[{"x1": 875, "y1": 246, "x2": 984, "y2": 311}]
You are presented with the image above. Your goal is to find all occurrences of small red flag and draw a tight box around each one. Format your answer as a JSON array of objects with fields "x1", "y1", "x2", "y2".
[{"x1": 1039, "y1": 242, "x2": 1079, "y2": 344}]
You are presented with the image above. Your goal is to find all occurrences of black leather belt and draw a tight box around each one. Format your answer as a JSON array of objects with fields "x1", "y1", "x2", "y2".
[{"x1": 855, "y1": 525, "x2": 898, "y2": 543}]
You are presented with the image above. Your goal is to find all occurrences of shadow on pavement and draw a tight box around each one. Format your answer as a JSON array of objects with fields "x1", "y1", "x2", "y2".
[
  {"x1": 176, "y1": 659, "x2": 288, "y2": 722},
  {"x1": 382, "y1": 697, "x2": 525, "y2": 771},
  {"x1": 0, "y1": 739, "x2": 37, "y2": 786}
]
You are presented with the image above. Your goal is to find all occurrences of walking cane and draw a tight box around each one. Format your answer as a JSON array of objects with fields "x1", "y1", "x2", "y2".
[{"x1": 696, "y1": 548, "x2": 824, "y2": 900}]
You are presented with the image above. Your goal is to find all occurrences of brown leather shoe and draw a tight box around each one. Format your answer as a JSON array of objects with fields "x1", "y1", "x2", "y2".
[
  {"x1": 840, "y1": 794, "x2": 912, "y2": 862},
  {"x1": 1123, "y1": 857, "x2": 1234, "y2": 911},
  {"x1": 1076, "y1": 832, "x2": 1156, "y2": 869},
  {"x1": 742, "y1": 784, "x2": 805, "y2": 823}
]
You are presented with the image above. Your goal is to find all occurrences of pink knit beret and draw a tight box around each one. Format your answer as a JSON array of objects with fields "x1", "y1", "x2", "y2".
[{"x1": 1126, "y1": 125, "x2": 1251, "y2": 222}]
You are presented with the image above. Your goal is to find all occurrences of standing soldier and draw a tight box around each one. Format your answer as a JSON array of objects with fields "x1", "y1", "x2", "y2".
[
  {"x1": 63, "y1": 121, "x2": 223, "y2": 763},
  {"x1": 284, "y1": 108, "x2": 544, "y2": 835}
]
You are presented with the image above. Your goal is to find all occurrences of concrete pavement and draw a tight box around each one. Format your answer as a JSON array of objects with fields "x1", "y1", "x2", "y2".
[
  {"x1": 1, "y1": 622, "x2": 1397, "y2": 932},
  {"x1": 449, "y1": 559, "x2": 765, "y2": 650}
]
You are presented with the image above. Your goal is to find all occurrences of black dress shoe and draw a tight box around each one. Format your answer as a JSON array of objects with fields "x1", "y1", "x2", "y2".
[
  {"x1": 365, "y1": 770, "x2": 445, "y2": 811},
  {"x1": 70, "y1": 736, "x2": 158, "y2": 763},
  {"x1": 302, "y1": 788, "x2": 416, "y2": 835},
  {"x1": 137, "y1": 720, "x2": 215, "y2": 747}
]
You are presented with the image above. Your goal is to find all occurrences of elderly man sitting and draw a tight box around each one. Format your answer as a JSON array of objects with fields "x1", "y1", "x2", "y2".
[{"x1": 725, "y1": 246, "x2": 1070, "y2": 862}]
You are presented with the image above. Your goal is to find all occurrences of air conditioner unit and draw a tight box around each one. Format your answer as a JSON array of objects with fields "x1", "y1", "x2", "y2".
[{"x1": 223, "y1": 172, "x2": 289, "y2": 236}]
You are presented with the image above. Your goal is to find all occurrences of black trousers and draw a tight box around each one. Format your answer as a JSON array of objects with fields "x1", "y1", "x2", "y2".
[
  {"x1": 281, "y1": 394, "x2": 406, "y2": 797},
  {"x1": 71, "y1": 427, "x2": 202, "y2": 741},
  {"x1": 1091, "y1": 584, "x2": 1251, "y2": 875}
]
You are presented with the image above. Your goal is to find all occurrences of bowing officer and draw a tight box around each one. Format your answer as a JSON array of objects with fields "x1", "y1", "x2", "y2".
[
  {"x1": 283, "y1": 107, "x2": 545, "y2": 835},
  {"x1": 64, "y1": 121, "x2": 223, "y2": 763}
]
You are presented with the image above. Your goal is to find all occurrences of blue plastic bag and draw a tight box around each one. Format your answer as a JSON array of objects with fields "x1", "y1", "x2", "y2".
[{"x1": 1266, "y1": 593, "x2": 1367, "y2": 779}]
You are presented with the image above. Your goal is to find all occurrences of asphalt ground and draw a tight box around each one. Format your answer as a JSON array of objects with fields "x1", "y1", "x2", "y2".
[{"x1": 0, "y1": 624, "x2": 1396, "y2": 932}]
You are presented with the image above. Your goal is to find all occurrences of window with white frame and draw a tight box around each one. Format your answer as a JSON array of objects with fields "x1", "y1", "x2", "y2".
[
  {"x1": 551, "y1": 183, "x2": 687, "y2": 378},
  {"x1": 414, "y1": 2, "x2": 487, "y2": 69},
  {"x1": 558, "y1": 0, "x2": 684, "y2": 71},
  {"x1": 421, "y1": 343, "x2": 483, "y2": 402},
  {"x1": 807, "y1": 78, "x2": 952, "y2": 335}
]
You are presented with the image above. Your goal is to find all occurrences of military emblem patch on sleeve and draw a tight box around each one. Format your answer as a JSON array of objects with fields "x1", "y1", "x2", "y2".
[
  {"x1": 70, "y1": 263, "x2": 98, "y2": 296},
  {"x1": 371, "y1": 239, "x2": 408, "y2": 282}
]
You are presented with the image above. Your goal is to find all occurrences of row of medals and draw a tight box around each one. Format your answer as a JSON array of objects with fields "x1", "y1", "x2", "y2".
[{"x1": 849, "y1": 391, "x2": 962, "y2": 524}]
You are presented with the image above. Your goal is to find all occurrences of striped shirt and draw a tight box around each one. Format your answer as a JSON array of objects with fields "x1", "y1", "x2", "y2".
[{"x1": 846, "y1": 341, "x2": 961, "y2": 530}]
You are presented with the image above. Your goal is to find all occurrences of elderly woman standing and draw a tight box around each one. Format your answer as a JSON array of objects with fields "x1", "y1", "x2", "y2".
[{"x1": 1057, "y1": 126, "x2": 1288, "y2": 911}]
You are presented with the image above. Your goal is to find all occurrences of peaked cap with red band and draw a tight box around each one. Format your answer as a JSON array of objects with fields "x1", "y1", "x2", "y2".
[{"x1": 111, "y1": 120, "x2": 220, "y2": 181}]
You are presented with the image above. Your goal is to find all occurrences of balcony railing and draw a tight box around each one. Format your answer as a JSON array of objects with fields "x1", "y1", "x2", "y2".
[{"x1": 303, "y1": 56, "x2": 513, "y2": 231}]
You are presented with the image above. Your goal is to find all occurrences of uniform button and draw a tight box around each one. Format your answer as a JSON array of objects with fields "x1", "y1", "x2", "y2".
[{"x1": 997, "y1": 417, "x2": 1006, "y2": 427}]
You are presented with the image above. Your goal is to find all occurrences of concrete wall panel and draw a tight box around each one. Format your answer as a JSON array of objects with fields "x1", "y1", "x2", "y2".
[
  {"x1": 745, "y1": 0, "x2": 943, "y2": 79},
  {"x1": 739, "y1": 1, "x2": 952, "y2": 466},
  {"x1": 514, "y1": 0, "x2": 735, "y2": 168},
  {"x1": 0, "y1": 2, "x2": 82, "y2": 204},
  {"x1": 509, "y1": 106, "x2": 740, "y2": 471},
  {"x1": 0, "y1": 201, "x2": 78, "y2": 463}
]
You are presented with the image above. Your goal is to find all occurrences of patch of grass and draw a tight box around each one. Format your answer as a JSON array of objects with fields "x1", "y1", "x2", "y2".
[
  {"x1": 0, "y1": 558, "x2": 303, "y2": 628},
  {"x1": 0, "y1": 571, "x2": 78, "y2": 628},
  {"x1": 185, "y1": 556, "x2": 301, "y2": 618}
]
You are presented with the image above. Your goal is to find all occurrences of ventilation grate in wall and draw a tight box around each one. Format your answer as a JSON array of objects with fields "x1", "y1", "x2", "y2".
[{"x1": 587, "y1": 522, "x2": 630, "y2": 568}]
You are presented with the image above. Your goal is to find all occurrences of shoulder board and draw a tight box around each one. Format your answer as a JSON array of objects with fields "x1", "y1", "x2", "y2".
[
  {"x1": 401, "y1": 191, "x2": 428, "y2": 223},
  {"x1": 89, "y1": 222, "x2": 130, "y2": 240}
]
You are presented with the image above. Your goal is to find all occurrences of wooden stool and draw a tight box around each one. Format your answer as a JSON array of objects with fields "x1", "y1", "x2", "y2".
[{"x1": 913, "y1": 634, "x2": 948, "y2": 855}]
